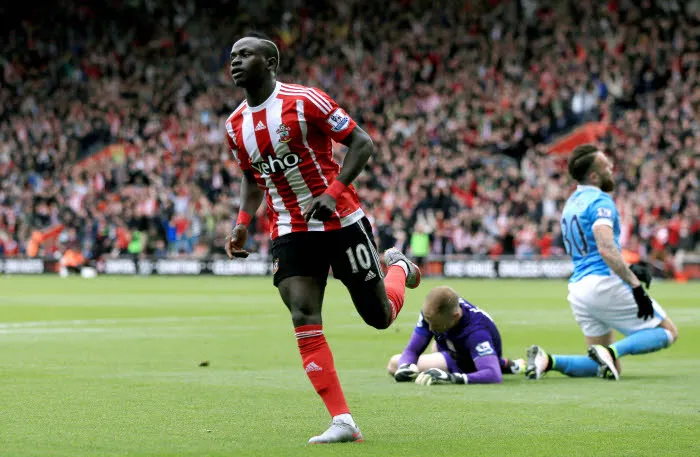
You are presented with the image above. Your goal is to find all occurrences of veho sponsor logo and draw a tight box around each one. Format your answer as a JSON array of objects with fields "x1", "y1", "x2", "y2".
[{"x1": 251, "y1": 153, "x2": 301, "y2": 175}]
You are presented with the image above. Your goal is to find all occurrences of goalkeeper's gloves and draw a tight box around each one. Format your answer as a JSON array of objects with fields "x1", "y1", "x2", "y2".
[
  {"x1": 415, "y1": 368, "x2": 468, "y2": 385},
  {"x1": 394, "y1": 363, "x2": 419, "y2": 382},
  {"x1": 630, "y1": 261, "x2": 653, "y2": 289},
  {"x1": 632, "y1": 285, "x2": 654, "y2": 321}
]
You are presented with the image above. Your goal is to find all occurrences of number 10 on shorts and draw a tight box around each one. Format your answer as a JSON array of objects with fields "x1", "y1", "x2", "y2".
[{"x1": 346, "y1": 244, "x2": 372, "y2": 273}]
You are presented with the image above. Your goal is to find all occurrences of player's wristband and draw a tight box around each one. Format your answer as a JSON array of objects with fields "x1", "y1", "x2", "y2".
[
  {"x1": 325, "y1": 180, "x2": 347, "y2": 200},
  {"x1": 236, "y1": 210, "x2": 252, "y2": 227}
]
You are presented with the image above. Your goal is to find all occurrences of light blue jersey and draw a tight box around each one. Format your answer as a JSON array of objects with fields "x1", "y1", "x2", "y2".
[{"x1": 561, "y1": 185, "x2": 620, "y2": 283}]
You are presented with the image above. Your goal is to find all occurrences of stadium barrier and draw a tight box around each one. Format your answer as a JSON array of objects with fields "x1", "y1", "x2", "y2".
[
  {"x1": 0, "y1": 258, "x2": 46, "y2": 275},
  {"x1": 2, "y1": 255, "x2": 699, "y2": 279},
  {"x1": 93, "y1": 256, "x2": 575, "y2": 278}
]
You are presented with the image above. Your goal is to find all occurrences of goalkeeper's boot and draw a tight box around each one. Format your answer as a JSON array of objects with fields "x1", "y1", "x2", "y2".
[
  {"x1": 308, "y1": 418, "x2": 363, "y2": 444},
  {"x1": 588, "y1": 345, "x2": 620, "y2": 381},
  {"x1": 525, "y1": 345, "x2": 549, "y2": 380},
  {"x1": 384, "y1": 248, "x2": 421, "y2": 289}
]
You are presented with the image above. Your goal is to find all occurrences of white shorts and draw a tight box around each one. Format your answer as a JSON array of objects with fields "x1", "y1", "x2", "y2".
[{"x1": 567, "y1": 275, "x2": 667, "y2": 337}]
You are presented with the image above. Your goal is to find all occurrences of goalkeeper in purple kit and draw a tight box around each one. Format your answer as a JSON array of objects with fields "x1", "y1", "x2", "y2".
[{"x1": 387, "y1": 286, "x2": 524, "y2": 385}]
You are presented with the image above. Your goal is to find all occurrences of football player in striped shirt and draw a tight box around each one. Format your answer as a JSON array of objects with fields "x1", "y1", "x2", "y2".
[{"x1": 224, "y1": 32, "x2": 420, "y2": 444}]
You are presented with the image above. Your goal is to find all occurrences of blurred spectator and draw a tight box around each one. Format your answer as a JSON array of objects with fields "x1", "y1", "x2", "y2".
[{"x1": 0, "y1": 0, "x2": 698, "y2": 277}]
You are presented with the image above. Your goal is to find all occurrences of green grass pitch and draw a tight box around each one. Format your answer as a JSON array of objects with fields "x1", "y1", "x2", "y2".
[{"x1": 1, "y1": 276, "x2": 698, "y2": 456}]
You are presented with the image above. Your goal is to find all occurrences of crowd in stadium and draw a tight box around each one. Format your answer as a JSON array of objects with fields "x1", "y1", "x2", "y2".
[{"x1": 1, "y1": 0, "x2": 699, "y2": 275}]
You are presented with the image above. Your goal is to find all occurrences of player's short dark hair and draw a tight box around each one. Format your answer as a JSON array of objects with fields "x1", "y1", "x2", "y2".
[
  {"x1": 241, "y1": 31, "x2": 279, "y2": 71},
  {"x1": 568, "y1": 144, "x2": 600, "y2": 183}
]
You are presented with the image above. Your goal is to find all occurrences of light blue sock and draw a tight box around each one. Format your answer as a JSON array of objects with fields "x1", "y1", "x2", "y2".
[
  {"x1": 610, "y1": 328, "x2": 670, "y2": 358},
  {"x1": 551, "y1": 355, "x2": 600, "y2": 377}
]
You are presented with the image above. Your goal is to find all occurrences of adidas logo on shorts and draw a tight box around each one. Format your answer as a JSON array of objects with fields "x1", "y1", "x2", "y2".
[{"x1": 364, "y1": 271, "x2": 376, "y2": 282}]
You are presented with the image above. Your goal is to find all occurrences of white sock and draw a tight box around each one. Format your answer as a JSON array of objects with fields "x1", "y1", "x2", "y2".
[
  {"x1": 333, "y1": 413, "x2": 356, "y2": 428},
  {"x1": 392, "y1": 260, "x2": 409, "y2": 278},
  {"x1": 664, "y1": 329, "x2": 675, "y2": 345}
]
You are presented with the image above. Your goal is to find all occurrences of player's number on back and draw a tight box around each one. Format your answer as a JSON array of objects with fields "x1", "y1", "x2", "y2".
[
  {"x1": 346, "y1": 244, "x2": 372, "y2": 273},
  {"x1": 469, "y1": 307, "x2": 495, "y2": 323},
  {"x1": 562, "y1": 215, "x2": 589, "y2": 256}
]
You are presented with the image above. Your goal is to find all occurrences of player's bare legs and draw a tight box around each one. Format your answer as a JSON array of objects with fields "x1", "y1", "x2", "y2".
[
  {"x1": 387, "y1": 352, "x2": 448, "y2": 376},
  {"x1": 416, "y1": 353, "x2": 448, "y2": 373},
  {"x1": 343, "y1": 248, "x2": 420, "y2": 330},
  {"x1": 345, "y1": 280, "x2": 395, "y2": 330},
  {"x1": 659, "y1": 317, "x2": 679, "y2": 341},
  {"x1": 278, "y1": 276, "x2": 362, "y2": 444},
  {"x1": 585, "y1": 331, "x2": 620, "y2": 379},
  {"x1": 278, "y1": 276, "x2": 325, "y2": 326},
  {"x1": 589, "y1": 317, "x2": 678, "y2": 381}
]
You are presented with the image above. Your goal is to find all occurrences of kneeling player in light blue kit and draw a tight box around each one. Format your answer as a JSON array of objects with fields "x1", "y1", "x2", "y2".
[{"x1": 527, "y1": 144, "x2": 678, "y2": 381}]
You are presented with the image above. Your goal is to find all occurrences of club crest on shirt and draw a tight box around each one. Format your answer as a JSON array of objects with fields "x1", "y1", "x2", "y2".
[{"x1": 276, "y1": 123, "x2": 292, "y2": 143}]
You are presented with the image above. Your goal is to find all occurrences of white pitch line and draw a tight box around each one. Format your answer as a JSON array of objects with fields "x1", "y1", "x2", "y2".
[
  {"x1": 0, "y1": 328, "x2": 108, "y2": 335},
  {"x1": 0, "y1": 316, "x2": 230, "y2": 329}
]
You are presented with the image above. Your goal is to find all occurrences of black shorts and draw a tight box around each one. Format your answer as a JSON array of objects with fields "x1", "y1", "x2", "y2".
[{"x1": 270, "y1": 217, "x2": 384, "y2": 288}]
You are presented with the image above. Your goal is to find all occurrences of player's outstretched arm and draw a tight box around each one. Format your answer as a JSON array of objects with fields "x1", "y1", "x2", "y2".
[
  {"x1": 462, "y1": 355, "x2": 503, "y2": 384},
  {"x1": 394, "y1": 330, "x2": 431, "y2": 382},
  {"x1": 593, "y1": 225, "x2": 654, "y2": 320},
  {"x1": 593, "y1": 225, "x2": 640, "y2": 287},
  {"x1": 226, "y1": 172, "x2": 264, "y2": 259},
  {"x1": 239, "y1": 171, "x2": 265, "y2": 218},
  {"x1": 303, "y1": 127, "x2": 374, "y2": 222}
]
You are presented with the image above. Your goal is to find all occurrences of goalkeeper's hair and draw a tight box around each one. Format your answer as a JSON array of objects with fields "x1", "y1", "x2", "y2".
[
  {"x1": 427, "y1": 286, "x2": 460, "y2": 315},
  {"x1": 568, "y1": 144, "x2": 600, "y2": 183}
]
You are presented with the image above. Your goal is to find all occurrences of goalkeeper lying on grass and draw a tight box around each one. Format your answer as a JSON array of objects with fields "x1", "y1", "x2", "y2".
[{"x1": 387, "y1": 286, "x2": 524, "y2": 385}]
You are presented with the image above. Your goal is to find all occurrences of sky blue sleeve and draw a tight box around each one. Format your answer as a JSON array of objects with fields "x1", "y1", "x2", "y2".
[{"x1": 588, "y1": 194, "x2": 617, "y2": 228}]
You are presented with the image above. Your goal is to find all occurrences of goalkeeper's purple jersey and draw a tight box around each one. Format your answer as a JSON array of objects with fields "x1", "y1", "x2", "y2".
[{"x1": 414, "y1": 298, "x2": 503, "y2": 365}]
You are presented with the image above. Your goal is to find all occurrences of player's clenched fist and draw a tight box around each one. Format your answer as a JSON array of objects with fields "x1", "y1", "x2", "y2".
[
  {"x1": 226, "y1": 224, "x2": 250, "y2": 259},
  {"x1": 415, "y1": 368, "x2": 467, "y2": 385},
  {"x1": 303, "y1": 194, "x2": 337, "y2": 222},
  {"x1": 394, "y1": 363, "x2": 419, "y2": 382}
]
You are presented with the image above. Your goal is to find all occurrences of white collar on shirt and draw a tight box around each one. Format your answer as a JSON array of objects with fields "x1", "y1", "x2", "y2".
[{"x1": 576, "y1": 185, "x2": 602, "y2": 191}]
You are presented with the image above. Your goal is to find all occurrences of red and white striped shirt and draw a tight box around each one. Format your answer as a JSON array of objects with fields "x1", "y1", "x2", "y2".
[{"x1": 225, "y1": 82, "x2": 365, "y2": 239}]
